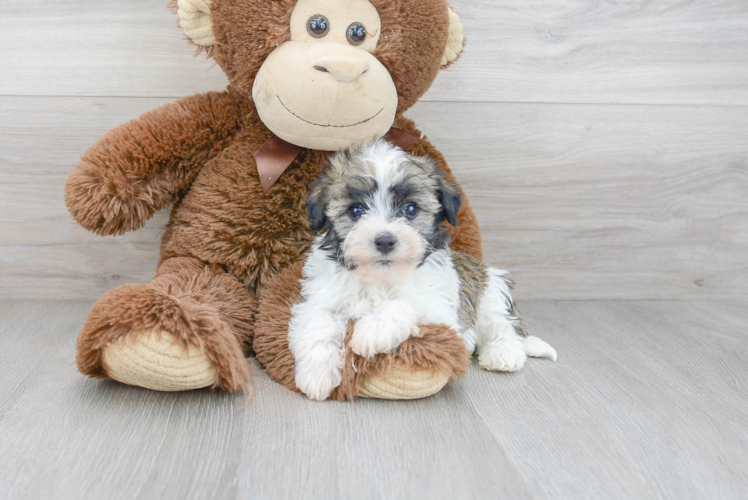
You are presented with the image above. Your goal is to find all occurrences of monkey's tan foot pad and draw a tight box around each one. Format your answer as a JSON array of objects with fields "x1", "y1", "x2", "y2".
[
  {"x1": 101, "y1": 331, "x2": 217, "y2": 391},
  {"x1": 358, "y1": 365, "x2": 450, "y2": 400}
]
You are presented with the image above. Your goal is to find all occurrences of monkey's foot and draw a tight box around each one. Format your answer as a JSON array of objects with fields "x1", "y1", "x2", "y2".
[
  {"x1": 76, "y1": 284, "x2": 250, "y2": 392},
  {"x1": 358, "y1": 365, "x2": 450, "y2": 400},
  {"x1": 101, "y1": 331, "x2": 218, "y2": 391}
]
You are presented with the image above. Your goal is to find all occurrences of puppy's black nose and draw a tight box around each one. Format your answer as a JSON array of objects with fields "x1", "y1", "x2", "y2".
[{"x1": 374, "y1": 234, "x2": 396, "y2": 255}]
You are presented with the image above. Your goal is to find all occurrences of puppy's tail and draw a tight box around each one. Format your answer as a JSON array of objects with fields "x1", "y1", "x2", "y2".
[{"x1": 524, "y1": 336, "x2": 557, "y2": 362}]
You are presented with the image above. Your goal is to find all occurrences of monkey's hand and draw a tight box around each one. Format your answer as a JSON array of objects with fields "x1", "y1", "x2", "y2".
[{"x1": 65, "y1": 91, "x2": 246, "y2": 235}]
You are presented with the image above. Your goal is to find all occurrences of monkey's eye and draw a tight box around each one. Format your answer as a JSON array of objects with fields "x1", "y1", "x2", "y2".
[
  {"x1": 402, "y1": 203, "x2": 419, "y2": 219},
  {"x1": 307, "y1": 15, "x2": 330, "y2": 38},
  {"x1": 346, "y1": 22, "x2": 367, "y2": 46},
  {"x1": 347, "y1": 205, "x2": 365, "y2": 220}
]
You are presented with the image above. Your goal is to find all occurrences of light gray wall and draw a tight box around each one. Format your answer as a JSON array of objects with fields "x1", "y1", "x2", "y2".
[{"x1": 1, "y1": 0, "x2": 746, "y2": 299}]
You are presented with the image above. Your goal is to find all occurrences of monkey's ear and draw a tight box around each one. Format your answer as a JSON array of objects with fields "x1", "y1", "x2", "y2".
[
  {"x1": 441, "y1": 7, "x2": 465, "y2": 67},
  {"x1": 173, "y1": 0, "x2": 215, "y2": 47},
  {"x1": 438, "y1": 177, "x2": 462, "y2": 227},
  {"x1": 306, "y1": 186, "x2": 329, "y2": 234}
]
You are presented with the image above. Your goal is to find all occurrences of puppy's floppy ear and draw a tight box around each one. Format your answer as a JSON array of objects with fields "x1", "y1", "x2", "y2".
[
  {"x1": 306, "y1": 183, "x2": 328, "y2": 234},
  {"x1": 412, "y1": 154, "x2": 462, "y2": 226},
  {"x1": 437, "y1": 177, "x2": 462, "y2": 227}
]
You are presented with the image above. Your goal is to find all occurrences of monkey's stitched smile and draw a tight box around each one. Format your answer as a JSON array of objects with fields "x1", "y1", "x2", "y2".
[{"x1": 277, "y1": 95, "x2": 384, "y2": 128}]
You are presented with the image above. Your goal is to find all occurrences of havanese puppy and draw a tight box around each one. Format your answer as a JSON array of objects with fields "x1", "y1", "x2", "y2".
[{"x1": 289, "y1": 140, "x2": 557, "y2": 400}]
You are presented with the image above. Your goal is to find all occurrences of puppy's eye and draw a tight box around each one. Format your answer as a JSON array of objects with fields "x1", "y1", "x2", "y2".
[
  {"x1": 403, "y1": 203, "x2": 419, "y2": 219},
  {"x1": 347, "y1": 205, "x2": 365, "y2": 220},
  {"x1": 307, "y1": 15, "x2": 330, "y2": 38},
  {"x1": 346, "y1": 22, "x2": 367, "y2": 46}
]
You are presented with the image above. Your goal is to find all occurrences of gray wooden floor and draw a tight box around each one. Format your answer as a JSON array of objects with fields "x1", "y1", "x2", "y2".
[{"x1": 0, "y1": 300, "x2": 746, "y2": 500}]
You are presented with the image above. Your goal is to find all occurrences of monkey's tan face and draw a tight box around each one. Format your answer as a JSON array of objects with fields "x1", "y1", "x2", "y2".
[{"x1": 252, "y1": 0, "x2": 398, "y2": 151}]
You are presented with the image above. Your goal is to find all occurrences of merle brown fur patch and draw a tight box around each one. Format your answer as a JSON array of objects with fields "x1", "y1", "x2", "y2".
[{"x1": 452, "y1": 251, "x2": 489, "y2": 330}]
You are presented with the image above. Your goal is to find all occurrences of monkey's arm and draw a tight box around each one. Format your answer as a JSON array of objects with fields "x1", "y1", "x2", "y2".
[{"x1": 65, "y1": 91, "x2": 247, "y2": 236}]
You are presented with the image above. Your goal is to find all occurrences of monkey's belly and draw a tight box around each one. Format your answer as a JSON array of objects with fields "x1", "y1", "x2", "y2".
[{"x1": 160, "y1": 139, "x2": 327, "y2": 295}]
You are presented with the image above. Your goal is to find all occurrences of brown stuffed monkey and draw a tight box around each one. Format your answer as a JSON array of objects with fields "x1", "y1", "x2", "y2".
[{"x1": 66, "y1": 0, "x2": 483, "y2": 399}]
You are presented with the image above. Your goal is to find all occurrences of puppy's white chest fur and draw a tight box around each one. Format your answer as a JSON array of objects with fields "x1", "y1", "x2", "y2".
[{"x1": 299, "y1": 247, "x2": 462, "y2": 330}]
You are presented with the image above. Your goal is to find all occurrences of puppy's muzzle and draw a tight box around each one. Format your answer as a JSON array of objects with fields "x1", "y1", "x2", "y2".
[{"x1": 374, "y1": 233, "x2": 396, "y2": 255}]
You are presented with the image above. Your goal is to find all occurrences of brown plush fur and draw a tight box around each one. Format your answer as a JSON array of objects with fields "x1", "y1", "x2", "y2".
[
  {"x1": 254, "y1": 262, "x2": 469, "y2": 401},
  {"x1": 77, "y1": 257, "x2": 255, "y2": 390},
  {"x1": 66, "y1": 92, "x2": 251, "y2": 236},
  {"x1": 67, "y1": 0, "x2": 482, "y2": 393}
]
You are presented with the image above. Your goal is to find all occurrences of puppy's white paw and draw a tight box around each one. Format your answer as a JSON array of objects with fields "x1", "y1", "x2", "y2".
[
  {"x1": 479, "y1": 340, "x2": 528, "y2": 372},
  {"x1": 350, "y1": 314, "x2": 418, "y2": 358},
  {"x1": 295, "y1": 360, "x2": 343, "y2": 401},
  {"x1": 289, "y1": 313, "x2": 347, "y2": 401}
]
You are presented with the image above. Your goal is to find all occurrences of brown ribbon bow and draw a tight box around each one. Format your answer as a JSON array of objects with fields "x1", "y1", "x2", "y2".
[{"x1": 254, "y1": 127, "x2": 421, "y2": 192}]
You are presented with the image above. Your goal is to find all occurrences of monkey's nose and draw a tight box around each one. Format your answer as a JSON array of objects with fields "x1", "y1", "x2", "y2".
[
  {"x1": 309, "y1": 43, "x2": 370, "y2": 83},
  {"x1": 312, "y1": 57, "x2": 369, "y2": 83},
  {"x1": 374, "y1": 234, "x2": 396, "y2": 255}
]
